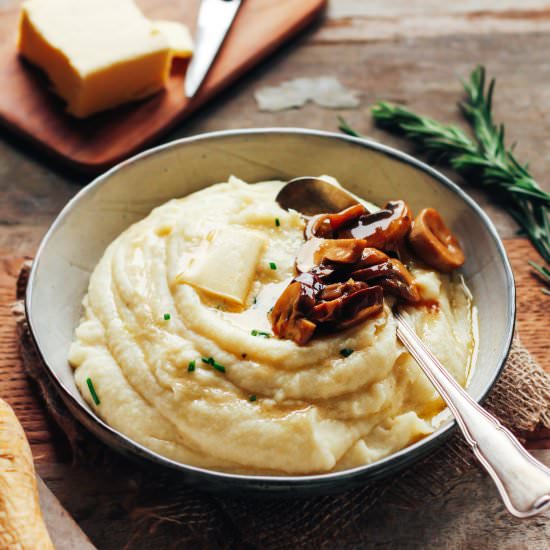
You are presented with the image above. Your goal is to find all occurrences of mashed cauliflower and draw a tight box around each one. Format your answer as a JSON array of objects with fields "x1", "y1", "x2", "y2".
[{"x1": 69, "y1": 177, "x2": 476, "y2": 475}]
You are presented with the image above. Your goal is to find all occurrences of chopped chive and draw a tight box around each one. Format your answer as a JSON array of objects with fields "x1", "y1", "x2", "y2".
[
  {"x1": 188, "y1": 360, "x2": 196, "y2": 372},
  {"x1": 201, "y1": 356, "x2": 226, "y2": 373},
  {"x1": 269, "y1": 262, "x2": 277, "y2": 270},
  {"x1": 275, "y1": 218, "x2": 280, "y2": 227},
  {"x1": 251, "y1": 329, "x2": 271, "y2": 338},
  {"x1": 86, "y1": 377, "x2": 100, "y2": 405},
  {"x1": 213, "y1": 363, "x2": 226, "y2": 373},
  {"x1": 340, "y1": 348, "x2": 354, "y2": 358},
  {"x1": 249, "y1": 395, "x2": 257, "y2": 402},
  {"x1": 163, "y1": 313, "x2": 171, "y2": 321},
  {"x1": 253, "y1": 297, "x2": 257, "y2": 305}
]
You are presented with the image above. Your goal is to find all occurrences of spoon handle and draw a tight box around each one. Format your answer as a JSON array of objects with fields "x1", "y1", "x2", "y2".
[{"x1": 395, "y1": 312, "x2": 550, "y2": 518}]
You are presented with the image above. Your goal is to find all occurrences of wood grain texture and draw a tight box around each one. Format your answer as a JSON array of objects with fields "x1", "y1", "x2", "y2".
[
  {"x1": 318, "y1": 1, "x2": 550, "y2": 43},
  {"x1": 0, "y1": 0, "x2": 326, "y2": 172}
]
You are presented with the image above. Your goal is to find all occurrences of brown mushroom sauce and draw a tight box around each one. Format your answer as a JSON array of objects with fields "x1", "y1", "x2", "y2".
[{"x1": 269, "y1": 200, "x2": 465, "y2": 345}]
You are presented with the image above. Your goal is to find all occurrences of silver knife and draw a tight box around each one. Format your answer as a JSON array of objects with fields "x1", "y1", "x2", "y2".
[{"x1": 185, "y1": 0, "x2": 242, "y2": 98}]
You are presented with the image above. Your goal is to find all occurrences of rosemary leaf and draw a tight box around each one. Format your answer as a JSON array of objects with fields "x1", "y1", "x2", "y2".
[{"x1": 529, "y1": 260, "x2": 550, "y2": 286}]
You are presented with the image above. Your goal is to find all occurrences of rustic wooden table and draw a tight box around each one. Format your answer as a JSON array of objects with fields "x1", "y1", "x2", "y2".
[{"x1": 1, "y1": 1, "x2": 549, "y2": 548}]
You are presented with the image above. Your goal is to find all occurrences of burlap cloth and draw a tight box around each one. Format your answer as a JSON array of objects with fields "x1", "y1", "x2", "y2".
[{"x1": 13, "y1": 261, "x2": 550, "y2": 549}]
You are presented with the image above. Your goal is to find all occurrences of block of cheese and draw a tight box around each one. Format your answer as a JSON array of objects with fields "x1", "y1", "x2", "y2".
[
  {"x1": 152, "y1": 21, "x2": 194, "y2": 59},
  {"x1": 18, "y1": 0, "x2": 172, "y2": 118},
  {"x1": 176, "y1": 228, "x2": 267, "y2": 306}
]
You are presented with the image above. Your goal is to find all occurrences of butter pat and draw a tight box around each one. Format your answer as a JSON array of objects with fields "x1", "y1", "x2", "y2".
[
  {"x1": 177, "y1": 228, "x2": 267, "y2": 306},
  {"x1": 152, "y1": 21, "x2": 194, "y2": 59},
  {"x1": 18, "y1": 0, "x2": 172, "y2": 118}
]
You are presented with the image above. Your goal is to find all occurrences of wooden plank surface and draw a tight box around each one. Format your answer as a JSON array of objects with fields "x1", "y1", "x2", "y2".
[
  {"x1": 1, "y1": 0, "x2": 550, "y2": 547},
  {"x1": 318, "y1": 1, "x2": 550, "y2": 42},
  {"x1": 0, "y1": 0, "x2": 325, "y2": 172}
]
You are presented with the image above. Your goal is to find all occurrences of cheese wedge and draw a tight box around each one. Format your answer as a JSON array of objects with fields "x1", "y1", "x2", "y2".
[
  {"x1": 152, "y1": 20, "x2": 194, "y2": 59},
  {"x1": 18, "y1": 0, "x2": 172, "y2": 118},
  {"x1": 176, "y1": 228, "x2": 267, "y2": 306}
]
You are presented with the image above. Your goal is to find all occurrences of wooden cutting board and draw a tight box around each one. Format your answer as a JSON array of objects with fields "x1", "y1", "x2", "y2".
[{"x1": 0, "y1": 0, "x2": 326, "y2": 174}]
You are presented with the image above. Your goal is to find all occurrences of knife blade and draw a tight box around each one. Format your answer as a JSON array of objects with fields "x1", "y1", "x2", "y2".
[{"x1": 185, "y1": 0, "x2": 242, "y2": 98}]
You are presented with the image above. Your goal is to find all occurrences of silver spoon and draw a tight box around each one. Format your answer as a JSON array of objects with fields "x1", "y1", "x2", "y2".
[{"x1": 277, "y1": 176, "x2": 550, "y2": 518}]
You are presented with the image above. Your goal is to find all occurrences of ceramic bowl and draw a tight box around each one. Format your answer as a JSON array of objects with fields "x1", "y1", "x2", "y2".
[{"x1": 26, "y1": 129, "x2": 515, "y2": 496}]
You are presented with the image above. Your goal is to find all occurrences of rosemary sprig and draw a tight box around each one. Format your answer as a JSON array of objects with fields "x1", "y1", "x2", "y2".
[
  {"x1": 529, "y1": 261, "x2": 550, "y2": 295},
  {"x1": 339, "y1": 66, "x2": 550, "y2": 291}
]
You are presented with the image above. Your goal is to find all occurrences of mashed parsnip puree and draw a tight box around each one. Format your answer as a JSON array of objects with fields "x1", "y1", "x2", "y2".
[{"x1": 69, "y1": 176, "x2": 476, "y2": 475}]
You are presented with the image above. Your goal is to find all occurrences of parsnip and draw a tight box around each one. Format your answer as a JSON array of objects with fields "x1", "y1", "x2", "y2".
[{"x1": 0, "y1": 398, "x2": 54, "y2": 549}]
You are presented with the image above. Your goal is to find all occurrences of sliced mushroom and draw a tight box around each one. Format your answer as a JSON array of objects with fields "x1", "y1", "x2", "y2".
[
  {"x1": 317, "y1": 238, "x2": 367, "y2": 265},
  {"x1": 377, "y1": 259, "x2": 420, "y2": 303},
  {"x1": 312, "y1": 285, "x2": 384, "y2": 330},
  {"x1": 356, "y1": 247, "x2": 391, "y2": 268},
  {"x1": 337, "y1": 200, "x2": 412, "y2": 250},
  {"x1": 318, "y1": 279, "x2": 368, "y2": 302},
  {"x1": 408, "y1": 208, "x2": 465, "y2": 272},
  {"x1": 305, "y1": 204, "x2": 368, "y2": 239},
  {"x1": 351, "y1": 258, "x2": 420, "y2": 302},
  {"x1": 296, "y1": 237, "x2": 367, "y2": 272},
  {"x1": 269, "y1": 199, "x2": 456, "y2": 345},
  {"x1": 311, "y1": 280, "x2": 367, "y2": 322},
  {"x1": 269, "y1": 274, "x2": 384, "y2": 345},
  {"x1": 269, "y1": 280, "x2": 317, "y2": 345},
  {"x1": 309, "y1": 264, "x2": 339, "y2": 282},
  {"x1": 336, "y1": 292, "x2": 384, "y2": 329}
]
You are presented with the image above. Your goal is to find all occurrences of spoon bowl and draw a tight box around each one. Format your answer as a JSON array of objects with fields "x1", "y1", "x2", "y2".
[{"x1": 276, "y1": 176, "x2": 365, "y2": 215}]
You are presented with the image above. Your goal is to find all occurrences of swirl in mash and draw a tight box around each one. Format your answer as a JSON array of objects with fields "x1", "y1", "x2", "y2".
[{"x1": 69, "y1": 176, "x2": 476, "y2": 475}]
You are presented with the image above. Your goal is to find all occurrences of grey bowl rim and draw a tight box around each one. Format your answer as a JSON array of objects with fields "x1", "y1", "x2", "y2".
[{"x1": 25, "y1": 127, "x2": 516, "y2": 486}]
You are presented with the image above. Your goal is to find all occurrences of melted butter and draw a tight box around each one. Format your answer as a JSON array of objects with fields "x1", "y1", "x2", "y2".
[{"x1": 222, "y1": 279, "x2": 292, "y2": 333}]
